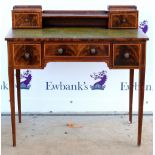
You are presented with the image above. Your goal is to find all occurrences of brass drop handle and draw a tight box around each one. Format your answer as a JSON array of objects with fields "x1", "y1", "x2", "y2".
[
  {"x1": 90, "y1": 48, "x2": 96, "y2": 55},
  {"x1": 57, "y1": 48, "x2": 64, "y2": 55},
  {"x1": 24, "y1": 52, "x2": 30, "y2": 59},
  {"x1": 124, "y1": 52, "x2": 130, "y2": 59}
]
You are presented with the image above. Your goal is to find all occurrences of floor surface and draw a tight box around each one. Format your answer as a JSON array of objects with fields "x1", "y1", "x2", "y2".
[{"x1": 1, "y1": 115, "x2": 153, "y2": 155}]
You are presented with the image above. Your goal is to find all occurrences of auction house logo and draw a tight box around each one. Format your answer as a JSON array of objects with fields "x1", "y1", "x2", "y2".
[
  {"x1": 90, "y1": 70, "x2": 107, "y2": 90},
  {"x1": 46, "y1": 70, "x2": 108, "y2": 91},
  {"x1": 20, "y1": 70, "x2": 32, "y2": 89},
  {"x1": 139, "y1": 20, "x2": 148, "y2": 33}
]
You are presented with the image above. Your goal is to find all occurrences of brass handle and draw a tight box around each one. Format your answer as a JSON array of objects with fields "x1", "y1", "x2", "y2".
[
  {"x1": 57, "y1": 48, "x2": 64, "y2": 55},
  {"x1": 124, "y1": 52, "x2": 130, "y2": 59},
  {"x1": 90, "y1": 48, "x2": 96, "y2": 55},
  {"x1": 24, "y1": 52, "x2": 30, "y2": 59}
]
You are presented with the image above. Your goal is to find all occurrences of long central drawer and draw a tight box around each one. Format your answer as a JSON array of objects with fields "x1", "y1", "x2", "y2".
[{"x1": 44, "y1": 43, "x2": 110, "y2": 57}]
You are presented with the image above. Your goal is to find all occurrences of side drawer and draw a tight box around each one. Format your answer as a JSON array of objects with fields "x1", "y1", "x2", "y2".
[
  {"x1": 113, "y1": 44, "x2": 140, "y2": 67},
  {"x1": 13, "y1": 43, "x2": 41, "y2": 68},
  {"x1": 12, "y1": 13, "x2": 42, "y2": 28},
  {"x1": 109, "y1": 13, "x2": 138, "y2": 28}
]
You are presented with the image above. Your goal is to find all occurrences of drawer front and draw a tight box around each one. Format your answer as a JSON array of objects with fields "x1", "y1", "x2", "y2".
[
  {"x1": 13, "y1": 44, "x2": 41, "y2": 67},
  {"x1": 113, "y1": 44, "x2": 140, "y2": 67},
  {"x1": 44, "y1": 44, "x2": 77, "y2": 56},
  {"x1": 110, "y1": 13, "x2": 137, "y2": 28},
  {"x1": 44, "y1": 43, "x2": 110, "y2": 57},
  {"x1": 13, "y1": 13, "x2": 41, "y2": 28},
  {"x1": 78, "y1": 44, "x2": 110, "y2": 56}
]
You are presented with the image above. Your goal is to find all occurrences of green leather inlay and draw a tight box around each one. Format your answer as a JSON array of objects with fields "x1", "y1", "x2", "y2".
[{"x1": 5, "y1": 27, "x2": 148, "y2": 40}]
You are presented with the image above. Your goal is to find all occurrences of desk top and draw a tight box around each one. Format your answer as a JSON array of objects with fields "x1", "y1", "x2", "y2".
[{"x1": 5, "y1": 28, "x2": 148, "y2": 41}]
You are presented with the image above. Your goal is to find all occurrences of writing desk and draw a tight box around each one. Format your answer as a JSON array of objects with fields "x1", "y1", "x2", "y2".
[{"x1": 5, "y1": 5, "x2": 148, "y2": 147}]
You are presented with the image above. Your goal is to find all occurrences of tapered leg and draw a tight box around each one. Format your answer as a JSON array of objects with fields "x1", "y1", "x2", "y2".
[
  {"x1": 137, "y1": 67, "x2": 145, "y2": 146},
  {"x1": 8, "y1": 67, "x2": 16, "y2": 146},
  {"x1": 16, "y1": 69, "x2": 21, "y2": 123},
  {"x1": 129, "y1": 69, "x2": 134, "y2": 123}
]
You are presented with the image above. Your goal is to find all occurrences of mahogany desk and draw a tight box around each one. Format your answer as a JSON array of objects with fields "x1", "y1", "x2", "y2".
[{"x1": 5, "y1": 5, "x2": 148, "y2": 147}]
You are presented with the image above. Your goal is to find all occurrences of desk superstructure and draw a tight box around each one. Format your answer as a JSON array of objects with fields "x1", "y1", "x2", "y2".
[{"x1": 5, "y1": 5, "x2": 148, "y2": 146}]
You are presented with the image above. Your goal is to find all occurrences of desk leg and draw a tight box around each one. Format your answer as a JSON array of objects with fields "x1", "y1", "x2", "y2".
[
  {"x1": 137, "y1": 67, "x2": 145, "y2": 146},
  {"x1": 8, "y1": 67, "x2": 16, "y2": 146},
  {"x1": 16, "y1": 69, "x2": 21, "y2": 123},
  {"x1": 129, "y1": 69, "x2": 134, "y2": 123}
]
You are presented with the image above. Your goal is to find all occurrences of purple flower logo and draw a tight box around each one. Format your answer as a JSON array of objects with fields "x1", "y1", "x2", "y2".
[
  {"x1": 20, "y1": 70, "x2": 32, "y2": 89},
  {"x1": 139, "y1": 20, "x2": 148, "y2": 33},
  {"x1": 90, "y1": 70, "x2": 107, "y2": 90}
]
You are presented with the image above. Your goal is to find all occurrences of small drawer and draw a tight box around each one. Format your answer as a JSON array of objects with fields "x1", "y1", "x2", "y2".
[
  {"x1": 44, "y1": 44, "x2": 77, "y2": 56},
  {"x1": 12, "y1": 13, "x2": 42, "y2": 28},
  {"x1": 110, "y1": 13, "x2": 138, "y2": 28},
  {"x1": 79, "y1": 44, "x2": 110, "y2": 56},
  {"x1": 13, "y1": 44, "x2": 41, "y2": 68},
  {"x1": 113, "y1": 44, "x2": 140, "y2": 67}
]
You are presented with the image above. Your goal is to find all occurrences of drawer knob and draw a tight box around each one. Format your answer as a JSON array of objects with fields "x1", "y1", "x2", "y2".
[
  {"x1": 57, "y1": 48, "x2": 64, "y2": 55},
  {"x1": 90, "y1": 48, "x2": 96, "y2": 55},
  {"x1": 24, "y1": 52, "x2": 30, "y2": 59},
  {"x1": 122, "y1": 18, "x2": 127, "y2": 23},
  {"x1": 124, "y1": 52, "x2": 130, "y2": 59},
  {"x1": 24, "y1": 18, "x2": 29, "y2": 22}
]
